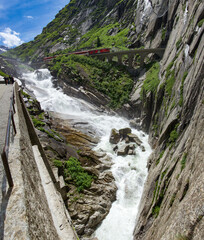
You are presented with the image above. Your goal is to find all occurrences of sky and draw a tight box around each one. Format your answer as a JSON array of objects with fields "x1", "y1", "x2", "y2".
[{"x1": 0, "y1": 0, "x2": 70, "y2": 48}]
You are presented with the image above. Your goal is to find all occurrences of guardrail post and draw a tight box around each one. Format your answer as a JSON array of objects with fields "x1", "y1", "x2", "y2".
[
  {"x1": 1, "y1": 149, "x2": 14, "y2": 188},
  {"x1": 1, "y1": 88, "x2": 16, "y2": 188},
  {"x1": 11, "y1": 110, "x2": 17, "y2": 135}
]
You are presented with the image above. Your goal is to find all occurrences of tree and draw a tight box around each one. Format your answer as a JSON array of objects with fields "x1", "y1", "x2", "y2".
[{"x1": 96, "y1": 36, "x2": 102, "y2": 47}]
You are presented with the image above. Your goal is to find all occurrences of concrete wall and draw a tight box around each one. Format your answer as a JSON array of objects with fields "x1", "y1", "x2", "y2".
[{"x1": 2, "y1": 83, "x2": 78, "y2": 240}]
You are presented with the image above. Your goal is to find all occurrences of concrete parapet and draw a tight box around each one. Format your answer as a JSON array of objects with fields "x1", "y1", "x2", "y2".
[{"x1": 1, "y1": 83, "x2": 78, "y2": 239}]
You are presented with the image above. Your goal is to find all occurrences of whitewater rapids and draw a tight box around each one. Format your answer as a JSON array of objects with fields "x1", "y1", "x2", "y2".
[{"x1": 22, "y1": 69, "x2": 152, "y2": 240}]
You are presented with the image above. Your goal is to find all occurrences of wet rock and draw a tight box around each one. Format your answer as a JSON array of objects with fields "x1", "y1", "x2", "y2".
[
  {"x1": 75, "y1": 224, "x2": 85, "y2": 235},
  {"x1": 113, "y1": 145, "x2": 118, "y2": 152},
  {"x1": 130, "y1": 118, "x2": 142, "y2": 130},
  {"x1": 125, "y1": 137, "x2": 130, "y2": 143},
  {"x1": 119, "y1": 127, "x2": 132, "y2": 139},
  {"x1": 83, "y1": 167, "x2": 100, "y2": 178},
  {"x1": 127, "y1": 133, "x2": 142, "y2": 146},
  {"x1": 141, "y1": 145, "x2": 146, "y2": 152},
  {"x1": 109, "y1": 128, "x2": 120, "y2": 144},
  {"x1": 117, "y1": 144, "x2": 130, "y2": 156},
  {"x1": 129, "y1": 143, "x2": 136, "y2": 150},
  {"x1": 128, "y1": 149, "x2": 136, "y2": 155}
]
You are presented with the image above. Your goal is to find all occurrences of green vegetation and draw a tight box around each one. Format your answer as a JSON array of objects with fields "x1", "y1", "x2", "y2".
[
  {"x1": 21, "y1": 90, "x2": 31, "y2": 99},
  {"x1": 165, "y1": 61, "x2": 176, "y2": 97},
  {"x1": 53, "y1": 159, "x2": 63, "y2": 168},
  {"x1": 169, "y1": 128, "x2": 179, "y2": 143},
  {"x1": 179, "y1": 71, "x2": 188, "y2": 106},
  {"x1": 181, "y1": 153, "x2": 187, "y2": 171},
  {"x1": 152, "y1": 180, "x2": 159, "y2": 203},
  {"x1": 0, "y1": 70, "x2": 9, "y2": 78},
  {"x1": 161, "y1": 168, "x2": 168, "y2": 180},
  {"x1": 140, "y1": 62, "x2": 160, "y2": 99},
  {"x1": 162, "y1": 28, "x2": 167, "y2": 41},
  {"x1": 79, "y1": 23, "x2": 130, "y2": 49},
  {"x1": 176, "y1": 234, "x2": 189, "y2": 240},
  {"x1": 152, "y1": 206, "x2": 160, "y2": 217},
  {"x1": 32, "y1": 117, "x2": 46, "y2": 128},
  {"x1": 37, "y1": 127, "x2": 62, "y2": 141},
  {"x1": 156, "y1": 150, "x2": 165, "y2": 165},
  {"x1": 176, "y1": 38, "x2": 182, "y2": 50},
  {"x1": 198, "y1": 18, "x2": 204, "y2": 27},
  {"x1": 50, "y1": 54, "x2": 134, "y2": 108},
  {"x1": 7, "y1": 0, "x2": 131, "y2": 62},
  {"x1": 64, "y1": 157, "x2": 93, "y2": 192},
  {"x1": 170, "y1": 99, "x2": 176, "y2": 110},
  {"x1": 38, "y1": 112, "x2": 45, "y2": 120}
]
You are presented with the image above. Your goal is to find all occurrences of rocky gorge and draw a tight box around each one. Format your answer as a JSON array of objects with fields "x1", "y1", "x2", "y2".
[
  {"x1": 20, "y1": 88, "x2": 118, "y2": 238},
  {"x1": 1, "y1": 0, "x2": 204, "y2": 239}
]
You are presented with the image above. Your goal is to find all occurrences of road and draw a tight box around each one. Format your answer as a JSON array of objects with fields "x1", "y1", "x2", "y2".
[{"x1": 0, "y1": 81, "x2": 13, "y2": 218}]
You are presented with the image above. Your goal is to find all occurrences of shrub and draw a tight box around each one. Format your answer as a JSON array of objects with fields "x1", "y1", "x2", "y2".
[
  {"x1": 64, "y1": 157, "x2": 93, "y2": 192},
  {"x1": 53, "y1": 159, "x2": 63, "y2": 167},
  {"x1": 32, "y1": 118, "x2": 45, "y2": 127},
  {"x1": 164, "y1": 61, "x2": 176, "y2": 97},
  {"x1": 166, "y1": 70, "x2": 175, "y2": 96},
  {"x1": 169, "y1": 129, "x2": 179, "y2": 143},
  {"x1": 142, "y1": 62, "x2": 160, "y2": 93},
  {"x1": 181, "y1": 153, "x2": 187, "y2": 171},
  {"x1": 152, "y1": 206, "x2": 160, "y2": 217}
]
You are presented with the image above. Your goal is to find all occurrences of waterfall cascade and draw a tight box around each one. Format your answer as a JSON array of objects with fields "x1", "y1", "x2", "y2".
[{"x1": 22, "y1": 69, "x2": 152, "y2": 240}]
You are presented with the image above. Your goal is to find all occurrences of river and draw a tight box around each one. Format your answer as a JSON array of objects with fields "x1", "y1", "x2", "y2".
[{"x1": 22, "y1": 69, "x2": 152, "y2": 240}]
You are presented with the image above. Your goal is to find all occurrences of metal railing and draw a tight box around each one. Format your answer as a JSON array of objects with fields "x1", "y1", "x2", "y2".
[{"x1": 1, "y1": 90, "x2": 16, "y2": 188}]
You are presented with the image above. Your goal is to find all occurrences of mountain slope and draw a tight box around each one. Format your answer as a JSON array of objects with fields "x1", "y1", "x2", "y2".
[
  {"x1": 7, "y1": 0, "x2": 170, "y2": 62},
  {"x1": 0, "y1": 45, "x2": 9, "y2": 53}
]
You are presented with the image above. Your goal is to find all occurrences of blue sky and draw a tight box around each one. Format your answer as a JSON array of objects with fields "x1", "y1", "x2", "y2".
[{"x1": 0, "y1": 0, "x2": 70, "y2": 48}]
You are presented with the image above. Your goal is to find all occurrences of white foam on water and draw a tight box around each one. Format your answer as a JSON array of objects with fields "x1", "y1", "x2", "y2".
[{"x1": 22, "y1": 69, "x2": 152, "y2": 240}]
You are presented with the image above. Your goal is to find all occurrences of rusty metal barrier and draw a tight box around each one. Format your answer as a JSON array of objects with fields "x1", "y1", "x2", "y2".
[{"x1": 1, "y1": 90, "x2": 16, "y2": 188}]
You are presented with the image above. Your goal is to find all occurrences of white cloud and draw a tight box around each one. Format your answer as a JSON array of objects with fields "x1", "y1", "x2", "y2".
[
  {"x1": 25, "y1": 15, "x2": 34, "y2": 19},
  {"x1": 0, "y1": 27, "x2": 24, "y2": 47}
]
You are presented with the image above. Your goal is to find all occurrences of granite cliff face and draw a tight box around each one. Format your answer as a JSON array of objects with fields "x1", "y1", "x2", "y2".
[
  {"x1": 130, "y1": 1, "x2": 204, "y2": 239},
  {"x1": 5, "y1": 0, "x2": 204, "y2": 239}
]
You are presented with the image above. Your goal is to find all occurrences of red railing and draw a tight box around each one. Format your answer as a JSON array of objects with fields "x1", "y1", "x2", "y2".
[{"x1": 1, "y1": 90, "x2": 16, "y2": 188}]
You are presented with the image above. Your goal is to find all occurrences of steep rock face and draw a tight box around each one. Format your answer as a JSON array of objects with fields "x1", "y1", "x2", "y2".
[{"x1": 131, "y1": 0, "x2": 204, "y2": 239}]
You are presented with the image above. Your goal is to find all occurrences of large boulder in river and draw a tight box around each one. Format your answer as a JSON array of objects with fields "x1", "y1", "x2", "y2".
[
  {"x1": 109, "y1": 128, "x2": 120, "y2": 144},
  {"x1": 127, "y1": 133, "x2": 142, "y2": 146},
  {"x1": 117, "y1": 144, "x2": 130, "y2": 156},
  {"x1": 119, "y1": 128, "x2": 132, "y2": 139}
]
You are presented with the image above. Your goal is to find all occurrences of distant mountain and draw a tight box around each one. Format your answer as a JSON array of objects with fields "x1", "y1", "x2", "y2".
[{"x1": 0, "y1": 45, "x2": 9, "y2": 53}]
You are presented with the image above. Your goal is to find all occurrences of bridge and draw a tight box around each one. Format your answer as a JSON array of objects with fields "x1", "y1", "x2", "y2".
[
  {"x1": 1, "y1": 48, "x2": 165, "y2": 69},
  {"x1": 0, "y1": 79, "x2": 78, "y2": 239},
  {"x1": 88, "y1": 48, "x2": 165, "y2": 67}
]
